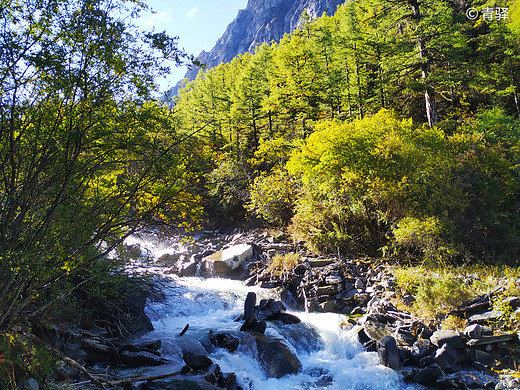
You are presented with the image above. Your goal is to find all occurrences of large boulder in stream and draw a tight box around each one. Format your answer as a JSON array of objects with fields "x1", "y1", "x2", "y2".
[
  {"x1": 201, "y1": 244, "x2": 254, "y2": 277},
  {"x1": 251, "y1": 333, "x2": 302, "y2": 378}
]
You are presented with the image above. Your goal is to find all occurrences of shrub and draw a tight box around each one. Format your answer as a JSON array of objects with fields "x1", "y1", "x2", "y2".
[
  {"x1": 287, "y1": 109, "x2": 520, "y2": 261},
  {"x1": 247, "y1": 168, "x2": 298, "y2": 225}
]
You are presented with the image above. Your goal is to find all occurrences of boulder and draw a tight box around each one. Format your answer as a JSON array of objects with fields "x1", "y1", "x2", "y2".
[
  {"x1": 251, "y1": 333, "x2": 302, "y2": 378},
  {"x1": 407, "y1": 365, "x2": 445, "y2": 387},
  {"x1": 183, "y1": 352, "x2": 213, "y2": 370},
  {"x1": 202, "y1": 244, "x2": 253, "y2": 277},
  {"x1": 363, "y1": 319, "x2": 393, "y2": 341},
  {"x1": 277, "y1": 313, "x2": 301, "y2": 324},
  {"x1": 119, "y1": 350, "x2": 169, "y2": 367},
  {"x1": 240, "y1": 314, "x2": 267, "y2": 334},
  {"x1": 412, "y1": 338, "x2": 431, "y2": 361},
  {"x1": 464, "y1": 324, "x2": 482, "y2": 339},
  {"x1": 434, "y1": 343, "x2": 464, "y2": 372},
  {"x1": 209, "y1": 333, "x2": 240, "y2": 352},
  {"x1": 377, "y1": 336, "x2": 400, "y2": 369},
  {"x1": 244, "y1": 292, "x2": 256, "y2": 318},
  {"x1": 430, "y1": 329, "x2": 464, "y2": 349}
]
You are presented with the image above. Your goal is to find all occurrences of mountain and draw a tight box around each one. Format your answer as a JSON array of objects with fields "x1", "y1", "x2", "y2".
[{"x1": 165, "y1": 0, "x2": 345, "y2": 99}]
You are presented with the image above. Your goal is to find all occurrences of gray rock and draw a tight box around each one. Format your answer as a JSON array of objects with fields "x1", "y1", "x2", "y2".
[
  {"x1": 251, "y1": 333, "x2": 302, "y2": 378},
  {"x1": 434, "y1": 343, "x2": 463, "y2": 372},
  {"x1": 430, "y1": 329, "x2": 464, "y2": 349},
  {"x1": 209, "y1": 333, "x2": 240, "y2": 352},
  {"x1": 363, "y1": 320, "x2": 393, "y2": 341},
  {"x1": 317, "y1": 285, "x2": 340, "y2": 295},
  {"x1": 241, "y1": 314, "x2": 267, "y2": 334},
  {"x1": 412, "y1": 338, "x2": 431, "y2": 360},
  {"x1": 464, "y1": 324, "x2": 482, "y2": 339},
  {"x1": 183, "y1": 352, "x2": 213, "y2": 370},
  {"x1": 202, "y1": 244, "x2": 254, "y2": 277},
  {"x1": 244, "y1": 291, "x2": 256, "y2": 318},
  {"x1": 407, "y1": 365, "x2": 445, "y2": 387},
  {"x1": 325, "y1": 275, "x2": 343, "y2": 285},
  {"x1": 377, "y1": 336, "x2": 400, "y2": 369},
  {"x1": 355, "y1": 278, "x2": 365, "y2": 290},
  {"x1": 23, "y1": 378, "x2": 39, "y2": 390},
  {"x1": 120, "y1": 350, "x2": 169, "y2": 367},
  {"x1": 468, "y1": 310, "x2": 503, "y2": 323},
  {"x1": 473, "y1": 349, "x2": 495, "y2": 367}
]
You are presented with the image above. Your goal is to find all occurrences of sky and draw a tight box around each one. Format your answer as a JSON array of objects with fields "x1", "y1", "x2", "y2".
[{"x1": 135, "y1": 0, "x2": 249, "y2": 92}]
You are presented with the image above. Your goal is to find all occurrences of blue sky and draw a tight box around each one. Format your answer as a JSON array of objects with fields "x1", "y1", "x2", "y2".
[{"x1": 136, "y1": 0, "x2": 248, "y2": 91}]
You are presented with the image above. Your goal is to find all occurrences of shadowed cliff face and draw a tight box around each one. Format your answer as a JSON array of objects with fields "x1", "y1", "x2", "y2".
[{"x1": 165, "y1": 0, "x2": 345, "y2": 98}]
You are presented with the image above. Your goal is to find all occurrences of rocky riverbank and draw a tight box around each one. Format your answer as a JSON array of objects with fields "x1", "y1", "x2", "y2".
[{"x1": 28, "y1": 227, "x2": 520, "y2": 389}]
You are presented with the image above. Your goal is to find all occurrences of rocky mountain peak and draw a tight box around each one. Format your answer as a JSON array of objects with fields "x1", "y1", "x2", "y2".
[{"x1": 166, "y1": 0, "x2": 345, "y2": 98}]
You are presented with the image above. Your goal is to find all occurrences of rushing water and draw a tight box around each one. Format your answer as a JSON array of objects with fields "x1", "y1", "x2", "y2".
[{"x1": 118, "y1": 234, "x2": 419, "y2": 390}]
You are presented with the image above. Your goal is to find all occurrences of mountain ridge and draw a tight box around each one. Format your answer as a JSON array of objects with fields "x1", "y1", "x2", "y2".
[{"x1": 166, "y1": 0, "x2": 345, "y2": 99}]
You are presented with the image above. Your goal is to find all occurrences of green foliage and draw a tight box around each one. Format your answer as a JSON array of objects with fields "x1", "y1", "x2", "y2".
[
  {"x1": 0, "y1": 331, "x2": 54, "y2": 389},
  {"x1": 393, "y1": 267, "x2": 475, "y2": 319},
  {"x1": 247, "y1": 169, "x2": 298, "y2": 226},
  {"x1": 0, "y1": 0, "x2": 201, "y2": 328},
  {"x1": 287, "y1": 109, "x2": 520, "y2": 259},
  {"x1": 266, "y1": 252, "x2": 302, "y2": 277}
]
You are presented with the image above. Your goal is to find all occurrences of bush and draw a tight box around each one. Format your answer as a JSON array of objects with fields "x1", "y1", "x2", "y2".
[
  {"x1": 247, "y1": 168, "x2": 298, "y2": 225},
  {"x1": 287, "y1": 109, "x2": 520, "y2": 261}
]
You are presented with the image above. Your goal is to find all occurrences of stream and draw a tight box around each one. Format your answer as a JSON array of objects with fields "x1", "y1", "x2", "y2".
[{"x1": 114, "y1": 233, "x2": 420, "y2": 390}]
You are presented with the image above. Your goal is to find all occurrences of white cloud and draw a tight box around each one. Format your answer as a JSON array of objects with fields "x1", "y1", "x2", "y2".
[
  {"x1": 142, "y1": 10, "x2": 174, "y2": 27},
  {"x1": 186, "y1": 7, "x2": 199, "y2": 18}
]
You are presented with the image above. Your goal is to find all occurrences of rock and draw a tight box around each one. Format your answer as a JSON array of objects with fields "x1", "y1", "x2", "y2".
[
  {"x1": 251, "y1": 333, "x2": 302, "y2": 378},
  {"x1": 395, "y1": 327, "x2": 416, "y2": 346},
  {"x1": 81, "y1": 338, "x2": 114, "y2": 363},
  {"x1": 120, "y1": 339, "x2": 162, "y2": 353},
  {"x1": 317, "y1": 300, "x2": 335, "y2": 312},
  {"x1": 434, "y1": 343, "x2": 463, "y2": 372},
  {"x1": 468, "y1": 310, "x2": 503, "y2": 323},
  {"x1": 257, "y1": 299, "x2": 286, "y2": 321},
  {"x1": 119, "y1": 350, "x2": 169, "y2": 367},
  {"x1": 363, "y1": 319, "x2": 393, "y2": 341},
  {"x1": 23, "y1": 378, "x2": 39, "y2": 390},
  {"x1": 209, "y1": 333, "x2": 240, "y2": 352},
  {"x1": 240, "y1": 314, "x2": 267, "y2": 334},
  {"x1": 430, "y1": 329, "x2": 464, "y2": 349},
  {"x1": 183, "y1": 352, "x2": 213, "y2": 370},
  {"x1": 467, "y1": 333, "x2": 517, "y2": 346},
  {"x1": 244, "y1": 292, "x2": 256, "y2": 318},
  {"x1": 277, "y1": 313, "x2": 301, "y2": 324},
  {"x1": 317, "y1": 285, "x2": 340, "y2": 295},
  {"x1": 325, "y1": 275, "x2": 343, "y2": 285},
  {"x1": 308, "y1": 258, "x2": 335, "y2": 267},
  {"x1": 464, "y1": 324, "x2": 482, "y2": 339},
  {"x1": 355, "y1": 278, "x2": 365, "y2": 290},
  {"x1": 407, "y1": 365, "x2": 445, "y2": 387},
  {"x1": 412, "y1": 339, "x2": 431, "y2": 361},
  {"x1": 462, "y1": 373, "x2": 486, "y2": 389},
  {"x1": 202, "y1": 244, "x2": 254, "y2": 277},
  {"x1": 217, "y1": 373, "x2": 241, "y2": 390},
  {"x1": 473, "y1": 349, "x2": 495, "y2": 367},
  {"x1": 377, "y1": 336, "x2": 400, "y2": 369}
]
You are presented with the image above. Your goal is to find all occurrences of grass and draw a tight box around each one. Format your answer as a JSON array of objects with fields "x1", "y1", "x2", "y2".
[
  {"x1": 266, "y1": 252, "x2": 302, "y2": 277},
  {"x1": 391, "y1": 264, "x2": 520, "y2": 330}
]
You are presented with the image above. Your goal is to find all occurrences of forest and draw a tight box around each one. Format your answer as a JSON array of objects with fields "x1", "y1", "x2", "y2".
[
  {"x1": 174, "y1": 0, "x2": 520, "y2": 262},
  {"x1": 1, "y1": 0, "x2": 520, "y2": 387}
]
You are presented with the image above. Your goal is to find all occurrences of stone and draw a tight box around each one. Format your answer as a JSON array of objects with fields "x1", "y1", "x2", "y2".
[
  {"x1": 430, "y1": 329, "x2": 464, "y2": 349},
  {"x1": 473, "y1": 349, "x2": 495, "y2": 367},
  {"x1": 119, "y1": 350, "x2": 169, "y2": 367},
  {"x1": 244, "y1": 292, "x2": 256, "y2": 319},
  {"x1": 325, "y1": 275, "x2": 343, "y2": 285},
  {"x1": 240, "y1": 314, "x2": 267, "y2": 334},
  {"x1": 23, "y1": 378, "x2": 39, "y2": 390},
  {"x1": 202, "y1": 244, "x2": 254, "y2": 277},
  {"x1": 462, "y1": 374, "x2": 486, "y2": 389},
  {"x1": 183, "y1": 352, "x2": 213, "y2": 370},
  {"x1": 355, "y1": 278, "x2": 365, "y2": 290},
  {"x1": 468, "y1": 310, "x2": 503, "y2": 323},
  {"x1": 407, "y1": 365, "x2": 445, "y2": 387},
  {"x1": 434, "y1": 343, "x2": 463, "y2": 372},
  {"x1": 318, "y1": 300, "x2": 335, "y2": 312},
  {"x1": 377, "y1": 336, "x2": 400, "y2": 369},
  {"x1": 308, "y1": 258, "x2": 335, "y2": 267},
  {"x1": 363, "y1": 319, "x2": 393, "y2": 341},
  {"x1": 467, "y1": 333, "x2": 516, "y2": 346},
  {"x1": 395, "y1": 327, "x2": 416, "y2": 346},
  {"x1": 277, "y1": 313, "x2": 301, "y2": 324},
  {"x1": 209, "y1": 333, "x2": 240, "y2": 352},
  {"x1": 81, "y1": 338, "x2": 114, "y2": 363},
  {"x1": 251, "y1": 333, "x2": 302, "y2": 378},
  {"x1": 412, "y1": 338, "x2": 431, "y2": 360},
  {"x1": 317, "y1": 285, "x2": 339, "y2": 295},
  {"x1": 464, "y1": 324, "x2": 482, "y2": 339}
]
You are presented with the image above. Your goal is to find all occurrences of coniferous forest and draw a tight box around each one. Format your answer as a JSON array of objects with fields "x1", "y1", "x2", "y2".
[{"x1": 1, "y1": 0, "x2": 520, "y2": 388}]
